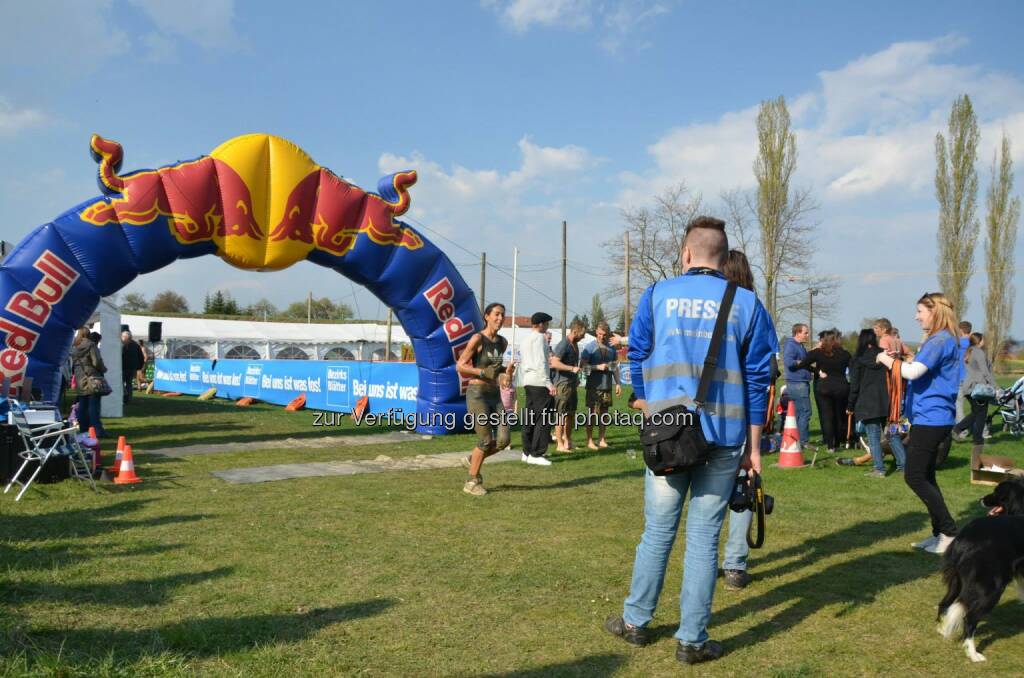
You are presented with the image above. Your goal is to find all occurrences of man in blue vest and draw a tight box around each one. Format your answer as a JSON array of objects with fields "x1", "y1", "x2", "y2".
[{"x1": 604, "y1": 216, "x2": 777, "y2": 665}]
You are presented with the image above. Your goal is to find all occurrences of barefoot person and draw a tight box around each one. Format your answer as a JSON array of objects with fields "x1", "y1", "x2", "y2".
[
  {"x1": 875, "y1": 293, "x2": 960, "y2": 554},
  {"x1": 550, "y1": 319, "x2": 586, "y2": 452},
  {"x1": 581, "y1": 321, "x2": 621, "y2": 450},
  {"x1": 457, "y1": 303, "x2": 515, "y2": 496}
]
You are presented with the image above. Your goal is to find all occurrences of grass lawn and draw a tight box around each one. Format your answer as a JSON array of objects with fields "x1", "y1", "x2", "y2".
[{"x1": 1, "y1": 385, "x2": 1022, "y2": 677}]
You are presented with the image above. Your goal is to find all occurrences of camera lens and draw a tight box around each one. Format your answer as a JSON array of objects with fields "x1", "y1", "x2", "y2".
[{"x1": 763, "y1": 495, "x2": 775, "y2": 515}]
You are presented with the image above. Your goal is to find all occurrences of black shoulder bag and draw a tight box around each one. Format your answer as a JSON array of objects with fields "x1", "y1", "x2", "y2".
[{"x1": 640, "y1": 281, "x2": 738, "y2": 475}]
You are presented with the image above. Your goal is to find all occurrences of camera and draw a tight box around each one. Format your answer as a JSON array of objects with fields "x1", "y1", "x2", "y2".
[{"x1": 729, "y1": 471, "x2": 774, "y2": 515}]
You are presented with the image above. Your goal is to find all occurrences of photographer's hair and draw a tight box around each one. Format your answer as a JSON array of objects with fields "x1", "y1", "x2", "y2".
[
  {"x1": 917, "y1": 292, "x2": 958, "y2": 339},
  {"x1": 683, "y1": 216, "x2": 729, "y2": 267},
  {"x1": 855, "y1": 328, "x2": 878, "y2": 358},
  {"x1": 874, "y1": 317, "x2": 892, "y2": 333},
  {"x1": 791, "y1": 323, "x2": 807, "y2": 337},
  {"x1": 483, "y1": 302, "x2": 505, "y2": 318},
  {"x1": 965, "y1": 331, "x2": 984, "y2": 364},
  {"x1": 723, "y1": 249, "x2": 755, "y2": 291}
]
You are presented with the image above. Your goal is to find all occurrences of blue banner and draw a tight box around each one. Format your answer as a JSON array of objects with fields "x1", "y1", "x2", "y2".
[{"x1": 154, "y1": 358, "x2": 420, "y2": 417}]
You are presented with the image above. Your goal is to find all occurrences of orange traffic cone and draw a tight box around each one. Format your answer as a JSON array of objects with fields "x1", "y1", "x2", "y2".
[
  {"x1": 776, "y1": 400, "x2": 809, "y2": 469},
  {"x1": 110, "y1": 437, "x2": 126, "y2": 474},
  {"x1": 114, "y1": 444, "x2": 142, "y2": 484}
]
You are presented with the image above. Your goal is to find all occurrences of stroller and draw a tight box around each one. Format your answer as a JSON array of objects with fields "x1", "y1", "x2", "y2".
[{"x1": 990, "y1": 376, "x2": 1024, "y2": 436}]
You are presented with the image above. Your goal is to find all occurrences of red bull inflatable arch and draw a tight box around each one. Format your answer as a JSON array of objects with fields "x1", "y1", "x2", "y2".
[{"x1": 0, "y1": 134, "x2": 482, "y2": 434}]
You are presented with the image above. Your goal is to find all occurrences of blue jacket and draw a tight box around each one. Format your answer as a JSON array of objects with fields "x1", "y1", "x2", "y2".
[
  {"x1": 628, "y1": 269, "x2": 778, "y2": 448},
  {"x1": 783, "y1": 337, "x2": 810, "y2": 383}
]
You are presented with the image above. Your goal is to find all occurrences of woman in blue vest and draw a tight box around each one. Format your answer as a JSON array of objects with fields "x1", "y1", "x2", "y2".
[{"x1": 875, "y1": 292, "x2": 960, "y2": 554}]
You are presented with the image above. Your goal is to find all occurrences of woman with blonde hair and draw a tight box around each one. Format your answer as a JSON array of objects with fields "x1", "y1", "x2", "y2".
[{"x1": 876, "y1": 292, "x2": 960, "y2": 554}]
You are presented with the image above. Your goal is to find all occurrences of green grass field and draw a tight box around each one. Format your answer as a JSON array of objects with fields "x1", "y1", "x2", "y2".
[{"x1": 1, "y1": 384, "x2": 1022, "y2": 677}]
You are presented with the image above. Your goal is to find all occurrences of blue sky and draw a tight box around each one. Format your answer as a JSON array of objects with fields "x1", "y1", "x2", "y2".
[{"x1": 1, "y1": 0, "x2": 1022, "y2": 336}]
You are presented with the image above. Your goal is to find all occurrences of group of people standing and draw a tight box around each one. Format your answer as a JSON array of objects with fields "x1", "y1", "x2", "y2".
[{"x1": 456, "y1": 309, "x2": 624, "y2": 496}]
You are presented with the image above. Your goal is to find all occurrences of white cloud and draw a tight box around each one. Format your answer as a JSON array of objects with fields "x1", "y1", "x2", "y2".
[
  {"x1": 378, "y1": 136, "x2": 597, "y2": 257},
  {"x1": 483, "y1": 0, "x2": 594, "y2": 33},
  {"x1": 141, "y1": 32, "x2": 178, "y2": 63},
  {"x1": 129, "y1": 0, "x2": 239, "y2": 50},
  {"x1": 484, "y1": 0, "x2": 673, "y2": 53},
  {"x1": 624, "y1": 36, "x2": 1024, "y2": 205},
  {"x1": 0, "y1": 99, "x2": 48, "y2": 135}
]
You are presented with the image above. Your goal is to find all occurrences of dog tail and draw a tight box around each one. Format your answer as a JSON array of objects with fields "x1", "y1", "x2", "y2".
[{"x1": 937, "y1": 541, "x2": 966, "y2": 641}]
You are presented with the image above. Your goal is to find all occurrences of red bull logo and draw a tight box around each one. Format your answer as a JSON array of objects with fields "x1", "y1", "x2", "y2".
[{"x1": 80, "y1": 134, "x2": 423, "y2": 270}]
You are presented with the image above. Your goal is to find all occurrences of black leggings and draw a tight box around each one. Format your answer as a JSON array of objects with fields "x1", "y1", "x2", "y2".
[
  {"x1": 905, "y1": 424, "x2": 957, "y2": 537},
  {"x1": 815, "y1": 379, "x2": 850, "y2": 449},
  {"x1": 953, "y1": 397, "x2": 988, "y2": 444}
]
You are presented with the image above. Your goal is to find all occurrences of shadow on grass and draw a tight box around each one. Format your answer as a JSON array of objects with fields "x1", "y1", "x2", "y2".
[
  {"x1": 713, "y1": 549, "x2": 939, "y2": 650},
  {"x1": 0, "y1": 542, "x2": 183, "y2": 572},
  {"x1": 751, "y1": 512, "x2": 924, "y2": 580},
  {"x1": 3, "y1": 567, "x2": 234, "y2": 607},
  {"x1": 494, "y1": 468, "x2": 641, "y2": 493},
  {"x1": 7, "y1": 598, "x2": 398, "y2": 660},
  {"x1": 0, "y1": 499, "x2": 207, "y2": 542},
  {"x1": 975, "y1": 598, "x2": 1024, "y2": 654},
  {"x1": 482, "y1": 653, "x2": 627, "y2": 677}
]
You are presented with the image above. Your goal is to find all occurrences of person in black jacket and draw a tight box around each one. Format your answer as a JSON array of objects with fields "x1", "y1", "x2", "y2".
[
  {"x1": 796, "y1": 330, "x2": 851, "y2": 452},
  {"x1": 844, "y1": 329, "x2": 907, "y2": 477},
  {"x1": 121, "y1": 330, "x2": 145, "y2": 404}
]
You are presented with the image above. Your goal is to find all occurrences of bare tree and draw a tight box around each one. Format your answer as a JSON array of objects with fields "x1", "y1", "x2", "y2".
[
  {"x1": 603, "y1": 182, "x2": 704, "y2": 299},
  {"x1": 935, "y1": 94, "x2": 980, "y2": 318},
  {"x1": 983, "y1": 134, "x2": 1020, "y2": 364}
]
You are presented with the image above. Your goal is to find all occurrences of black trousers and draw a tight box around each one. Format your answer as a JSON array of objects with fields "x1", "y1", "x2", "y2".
[
  {"x1": 522, "y1": 386, "x2": 553, "y2": 457},
  {"x1": 815, "y1": 379, "x2": 850, "y2": 449},
  {"x1": 123, "y1": 374, "x2": 133, "y2": 404},
  {"x1": 954, "y1": 397, "x2": 988, "y2": 444},
  {"x1": 905, "y1": 424, "x2": 957, "y2": 537}
]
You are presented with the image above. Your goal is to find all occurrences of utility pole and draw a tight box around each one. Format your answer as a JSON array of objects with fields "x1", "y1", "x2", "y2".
[
  {"x1": 479, "y1": 252, "x2": 486, "y2": 315},
  {"x1": 624, "y1": 232, "x2": 631, "y2": 334},
  {"x1": 809, "y1": 288, "x2": 819, "y2": 341},
  {"x1": 307, "y1": 291, "x2": 312, "y2": 324},
  {"x1": 561, "y1": 220, "x2": 567, "y2": 331},
  {"x1": 386, "y1": 308, "x2": 393, "y2": 360}
]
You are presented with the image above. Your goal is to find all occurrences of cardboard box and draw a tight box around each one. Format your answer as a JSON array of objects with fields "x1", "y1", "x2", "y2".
[{"x1": 970, "y1": 448, "x2": 1022, "y2": 486}]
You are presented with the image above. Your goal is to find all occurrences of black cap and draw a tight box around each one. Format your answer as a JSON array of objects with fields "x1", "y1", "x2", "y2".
[{"x1": 530, "y1": 312, "x2": 552, "y2": 325}]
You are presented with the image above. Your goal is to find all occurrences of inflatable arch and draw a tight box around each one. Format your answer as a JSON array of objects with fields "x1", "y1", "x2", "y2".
[{"x1": 0, "y1": 134, "x2": 482, "y2": 434}]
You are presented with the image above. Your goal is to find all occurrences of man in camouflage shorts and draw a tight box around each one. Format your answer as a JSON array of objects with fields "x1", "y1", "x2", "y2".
[{"x1": 549, "y1": 319, "x2": 586, "y2": 452}]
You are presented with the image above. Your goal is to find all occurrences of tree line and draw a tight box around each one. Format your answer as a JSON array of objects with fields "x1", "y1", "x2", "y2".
[{"x1": 118, "y1": 290, "x2": 355, "y2": 321}]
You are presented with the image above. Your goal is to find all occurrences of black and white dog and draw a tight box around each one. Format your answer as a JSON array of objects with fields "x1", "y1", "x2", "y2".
[{"x1": 937, "y1": 477, "x2": 1024, "y2": 662}]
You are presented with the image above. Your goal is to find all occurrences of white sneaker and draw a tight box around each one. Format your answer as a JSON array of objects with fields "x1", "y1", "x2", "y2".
[
  {"x1": 526, "y1": 455, "x2": 552, "y2": 466},
  {"x1": 522, "y1": 452, "x2": 528, "y2": 463},
  {"x1": 923, "y1": 534, "x2": 955, "y2": 554},
  {"x1": 911, "y1": 534, "x2": 939, "y2": 550}
]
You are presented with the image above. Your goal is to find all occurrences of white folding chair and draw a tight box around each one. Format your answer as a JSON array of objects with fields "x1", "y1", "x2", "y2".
[{"x1": 3, "y1": 398, "x2": 97, "y2": 501}]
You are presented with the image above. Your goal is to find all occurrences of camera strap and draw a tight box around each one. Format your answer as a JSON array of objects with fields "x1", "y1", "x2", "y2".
[{"x1": 746, "y1": 471, "x2": 766, "y2": 549}]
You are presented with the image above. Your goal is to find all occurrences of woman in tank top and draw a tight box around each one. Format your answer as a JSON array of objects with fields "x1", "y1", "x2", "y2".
[{"x1": 456, "y1": 302, "x2": 515, "y2": 496}]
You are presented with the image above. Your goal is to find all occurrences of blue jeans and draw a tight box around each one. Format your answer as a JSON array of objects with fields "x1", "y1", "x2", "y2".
[
  {"x1": 76, "y1": 394, "x2": 104, "y2": 435},
  {"x1": 622, "y1": 445, "x2": 742, "y2": 646},
  {"x1": 863, "y1": 420, "x2": 906, "y2": 472},
  {"x1": 786, "y1": 381, "x2": 812, "y2": 444},
  {"x1": 723, "y1": 508, "x2": 752, "y2": 571}
]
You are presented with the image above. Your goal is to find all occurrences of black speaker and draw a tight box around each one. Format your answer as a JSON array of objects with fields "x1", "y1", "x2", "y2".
[{"x1": 148, "y1": 321, "x2": 162, "y2": 342}]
